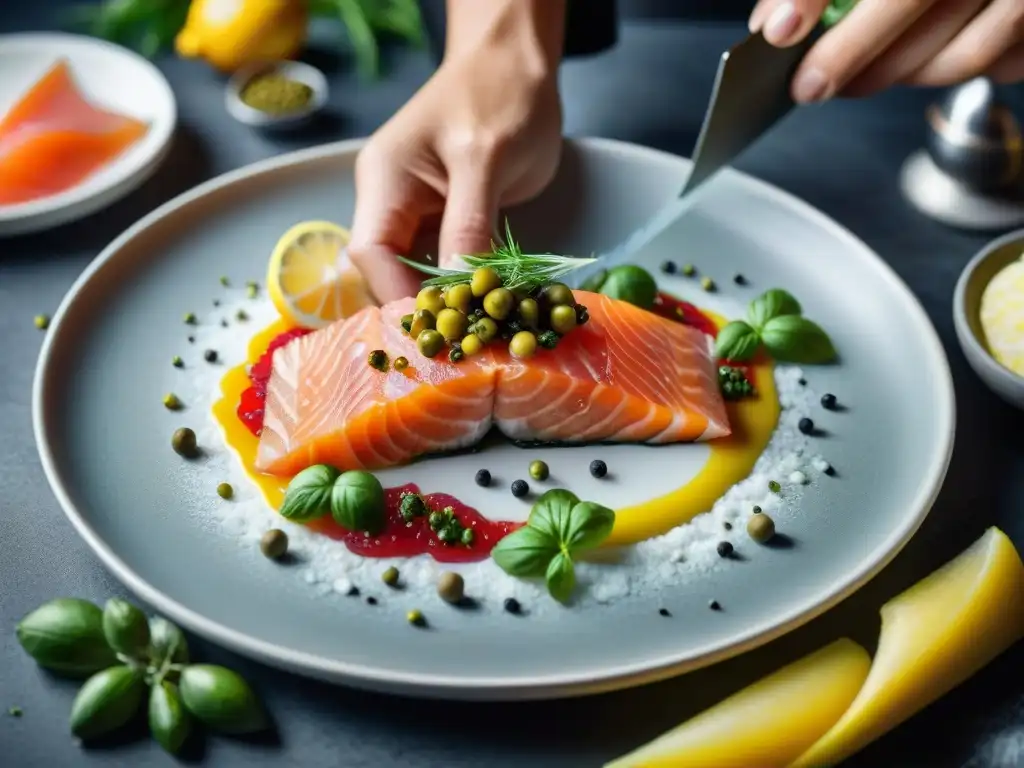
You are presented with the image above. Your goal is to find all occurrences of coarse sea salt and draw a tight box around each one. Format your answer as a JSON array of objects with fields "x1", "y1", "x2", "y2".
[{"x1": 176, "y1": 294, "x2": 836, "y2": 614}]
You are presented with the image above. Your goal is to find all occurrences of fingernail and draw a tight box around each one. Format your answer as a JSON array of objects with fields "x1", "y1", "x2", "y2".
[
  {"x1": 763, "y1": 2, "x2": 800, "y2": 45},
  {"x1": 792, "y1": 67, "x2": 832, "y2": 103}
]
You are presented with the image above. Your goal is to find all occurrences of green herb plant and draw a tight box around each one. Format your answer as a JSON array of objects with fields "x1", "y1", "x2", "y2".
[
  {"x1": 280, "y1": 464, "x2": 386, "y2": 534},
  {"x1": 715, "y1": 288, "x2": 837, "y2": 365},
  {"x1": 16, "y1": 598, "x2": 267, "y2": 753},
  {"x1": 491, "y1": 489, "x2": 615, "y2": 603}
]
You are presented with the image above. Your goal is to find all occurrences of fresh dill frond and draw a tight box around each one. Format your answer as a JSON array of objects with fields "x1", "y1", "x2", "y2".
[{"x1": 397, "y1": 220, "x2": 595, "y2": 290}]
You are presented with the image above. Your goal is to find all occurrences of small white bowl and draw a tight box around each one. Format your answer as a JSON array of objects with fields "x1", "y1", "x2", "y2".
[{"x1": 225, "y1": 60, "x2": 328, "y2": 130}]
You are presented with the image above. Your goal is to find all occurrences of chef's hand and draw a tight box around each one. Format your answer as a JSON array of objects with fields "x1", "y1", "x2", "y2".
[
  {"x1": 348, "y1": 1, "x2": 565, "y2": 303},
  {"x1": 749, "y1": 0, "x2": 1024, "y2": 102}
]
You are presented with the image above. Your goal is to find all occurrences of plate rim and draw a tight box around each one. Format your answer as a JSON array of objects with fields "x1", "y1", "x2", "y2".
[
  {"x1": 32, "y1": 136, "x2": 957, "y2": 700},
  {"x1": 0, "y1": 32, "x2": 177, "y2": 236}
]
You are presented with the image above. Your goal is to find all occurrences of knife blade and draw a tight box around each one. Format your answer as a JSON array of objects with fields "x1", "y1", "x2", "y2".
[{"x1": 567, "y1": 31, "x2": 815, "y2": 290}]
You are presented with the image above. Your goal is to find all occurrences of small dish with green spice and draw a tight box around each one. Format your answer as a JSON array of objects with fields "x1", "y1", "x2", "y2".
[{"x1": 225, "y1": 60, "x2": 328, "y2": 130}]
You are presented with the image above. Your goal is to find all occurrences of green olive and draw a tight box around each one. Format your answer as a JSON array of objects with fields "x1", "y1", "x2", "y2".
[
  {"x1": 416, "y1": 329, "x2": 445, "y2": 358},
  {"x1": 483, "y1": 288, "x2": 514, "y2": 320},
  {"x1": 461, "y1": 334, "x2": 483, "y2": 357},
  {"x1": 409, "y1": 309, "x2": 436, "y2": 339},
  {"x1": 415, "y1": 286, "x2": 446, "y2": 315},
  {"x1": 444, "y1": 283, "x2": 473, "y2": 314},
  {"x1": 216, "y1": 482, "x2": 233, "y2": 500},
  {"x1": 550, "y1": 304, "x2": 578, "y2": 335},
  {"x1": 471, "y1": 266, "x2": 502, "y2": 297},
  {"x1": 471, "y1": 317, "x2": 499, "y2": 343},
  {"x1": 436, "y1": 308, "x2": 469, "y2": 341},
  {"x1": 543, "y1": 282, "x2": 575, "y2": 307},
  {"x1": 509, "y1": 331, "x2": 538, "y2": 359},
  {"x1": 747, "y1": 513, "x2": 776, "y2": 543},
  {"x1": 529, "y1": 460, "x2": 549, "y2": 481},
  {"x1": 517, "y1": 298, "x2": 540, "y2": 329},
  {"x1": 437, "y1": 571, "x2": 465, "y2": 604}
]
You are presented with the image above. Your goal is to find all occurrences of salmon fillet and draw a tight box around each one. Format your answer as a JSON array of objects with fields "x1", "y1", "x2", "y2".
[
  {"x1": 0, "y1": 60, "x2": 148, "y2": 206},
  {"x1": 256, "y1": 291, "x2": 729, "y2": 476}
]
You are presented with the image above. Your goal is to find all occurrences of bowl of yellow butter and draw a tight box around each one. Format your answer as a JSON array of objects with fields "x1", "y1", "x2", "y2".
[{"x1": 955, "y1": 229, "x2": 1024, "y2": 409}]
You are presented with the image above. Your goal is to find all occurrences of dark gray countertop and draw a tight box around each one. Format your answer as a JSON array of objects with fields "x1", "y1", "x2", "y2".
[{"x1": 3, "y1": 7, "x2": 1024, "y2": 768}]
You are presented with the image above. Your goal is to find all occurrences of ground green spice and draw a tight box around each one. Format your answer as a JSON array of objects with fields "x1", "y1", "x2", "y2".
[{"x1": 240, "y1": 73, "x2": 313, "y2": 115}]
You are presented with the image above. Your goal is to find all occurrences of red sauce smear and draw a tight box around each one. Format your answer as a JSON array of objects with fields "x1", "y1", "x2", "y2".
[
  {"x1": 237, "y1": 327, "x2": 312, "y2": 436},
  {"x1": 653, "y1": 291, "x2": 719, "y2": 338},
  {"x1": 306, "y1": 484, "x2": 522, "y2": 562}
]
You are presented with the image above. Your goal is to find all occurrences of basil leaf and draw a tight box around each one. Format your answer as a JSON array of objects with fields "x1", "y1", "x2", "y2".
[
  {"x1": 16, "y1": 598, "x2": 118, "y2": 678},
  {"x1": 149, "y1": 616, "x2": 188, "y2": 665},
  {"x1": 545, "y1": 551, "x2": 576, "y2": 604},
  {"x1": 760, "y1": 315, "x2": 837, "y2": 364},
  {"x1": 102, "y1": 598, "x2": 150, "y2": 656},
  {"x1": 149, "y1": 681, "x2": 191, "y2": 755},
  {"x1": 748, "y1": 289, "x2": 802, "y2": 331},
  {"x1": 179, "y1": 665, "x2": 268, "y2": 735},
  {"x1": 565, "y1": 502, "x2": 616, "y2": 552},
  {"x1": 528, "y1": 489, "x2": 580, "y2": 544},
  {"x1": 714, "y1": 321, "x2": 761, "y2": 362},
  {"x1": 330, "y1": 470, "x2": 386, "y2": 534},
  {"x1": 279, "y1": 464, "x2": 339, "y2": 522},
  {"x1": 491, "y1": 526, "x2": 558, "y2": 577},
  {"x1": 70, "y1": 666, "x2": 147, "y2": 740}
]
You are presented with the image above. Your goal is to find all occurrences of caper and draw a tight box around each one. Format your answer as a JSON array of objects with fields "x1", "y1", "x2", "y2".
[
  {"x1": 400, "y1": 313, "x2": 414, "y2": 333},
  {"x1": 394, "y1": 356, "x2": 409, "y2": 371},
  {"x1": 543, "y1": 283, "x2": 575, "y2": 307},
  {"x1": 171, "y1": 427, "x2": 198, "y2": 458},
  {"x1": 416, "y1": 286, "x2": 446, "y2": 315},
  {"x1": 437, "y1": 571, "x2": 465, "y2": 604},
  {"x1": 461, "y1": 334, "x2": 483, "y2": 357},
  {"x1": 483, "y1": 288, "x2": 514, "y2": 320},
  {"x1": 416, "y1": 329, "x2": 445, "y2": 358},
  {"x1": 216, "y1": 482, "x2": 233, "y2": 500},
  {"x1": 747, "y1": 513, "x2": 776, "y2": 543},
  {"x1": 172, "y1": 355, "x2": 183, "y2": 368},
  {"x1": 529, "y1": 460, "x2": 549, "y2": 481},
  {"x1": 406, "y1": 609, "x2": 426, "y2": 627},
  {"x1": 246, "y1": 282, "x2": 258, "y2": 299},
  {"x1": 409, "y1": 309, "x2": 436, "y2": 339},
  {"x1": 163, "y1": 393, "x2": 183, "y2": 411},
  {"x1": 517, "y1": 298, "x2": 540, "y2": 329},
  {"x1": 444, "y1": 283, "x2": 473, "y2": 313},
  {"x1": 550, "y1": 305, "x2": 577, "y2": 335},
  {"x1": 382, "y1": 566, "x2": 400, "y2": 587},
  {"x1": 471, "y1": 317, "x2": 499, "y2": 343},
  {"x1": 34, "y1": 314, "x2": 50, "y2": 330},
  {"x1": 183, "y1": 312, "x2": 196, "y2": 325},
  {"x1": 260, "y1": 529, "x2": 288, "y2": 559},
  {"x1": 700, "y1": 276, "x2": 716, "y2": 292},
  {"x1": 436, "y1": 308, "x2": 469, "y2": 341},
  {"x1": 509, "y1": 331, "x2": 538, "y2": 360},
  {"x1": 471, "y1": 266, "x2": 503, "y2": 297}
]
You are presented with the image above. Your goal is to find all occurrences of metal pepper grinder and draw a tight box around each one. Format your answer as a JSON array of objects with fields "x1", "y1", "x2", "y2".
[{"x1": 900, "y1": 77, "x2": 1024, "y2": 230}]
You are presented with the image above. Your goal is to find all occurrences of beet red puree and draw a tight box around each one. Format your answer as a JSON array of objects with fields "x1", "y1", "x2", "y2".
[{"x1": 237, "y1": 327, "x2": 312, "y2": 436}]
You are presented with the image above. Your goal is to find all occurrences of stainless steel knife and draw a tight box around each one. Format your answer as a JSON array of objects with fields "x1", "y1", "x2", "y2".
[{"x1": 567, "y1": 30, "x2": 815, "y2": 290}]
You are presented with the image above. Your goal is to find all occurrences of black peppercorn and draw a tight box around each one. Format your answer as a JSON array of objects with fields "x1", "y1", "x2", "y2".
[
  {"x1": 716, "y1": 541, "x2": 734, "y2": 558},
  {"x1": 475, "y1": 469, "x2": 491, "y2": 487},
  {"x1": 658, "y1": 608, "x2": 671, "y2": 617},
  {"x1": 709, "y1": 600, "x2": 721, "y2": 611},
  {"x1": 503, "y1": 597, "x2": 521, "y2": 614},
  {"x1": 204, "y1": 349, "x2": 218, "y2": 363},
  {"x1": 821, "y1": 393, "x2": 837, "y2": 410},
  {"x1": 589, "y1": 459, "x2": 608, "y2": 479},
  {"x1": 798, "y1": 417, "x2": 814, "y2": 435},
  {"x1": 511, "y1": 479, "x2": 529, "y2": 498}
]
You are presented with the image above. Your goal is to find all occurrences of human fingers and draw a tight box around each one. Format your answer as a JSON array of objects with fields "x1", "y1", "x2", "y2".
[
  {"x1": 748, "y1": 0, "x2": 830, "y2": 46},
  {"x1": 437, "y1": 160, "x2": 500, "y2": 269},
  {"x1": 907, "y1": 0, "x2": 1024, "y2": 86},
  {"x1": 988, "y1": 42, "x2": 1024, "y2": 84}
]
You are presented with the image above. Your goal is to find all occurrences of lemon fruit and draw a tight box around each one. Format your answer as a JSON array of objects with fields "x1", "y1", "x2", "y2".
[{"x1": 267, "y1": 221, "x2": 375, "y2": 329}]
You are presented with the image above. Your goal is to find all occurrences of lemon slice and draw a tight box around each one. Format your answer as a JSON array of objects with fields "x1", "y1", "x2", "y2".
[
  {"x1": 267, "y1": 221, "x2": 375, "y2": 329},
  {"x1": 980, "y1": 252, "x2": 1024, "y2": 377}
]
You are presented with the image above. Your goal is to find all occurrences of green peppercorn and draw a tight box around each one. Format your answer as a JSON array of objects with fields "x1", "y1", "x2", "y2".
[
  {"x1": 163, "y1": 393, "x2": 183, "y2": 411},
  {"x1": 483, "y1": 288, "x2": 514, "y2": 320},
  {"x1": 260, "y1": 529, "x2": 288, "y2": 559},
  {"x1": 768, "y1": 480, "x2": 781, "y2": 493},
  {"x1": 471, "y1": 266, "x2": 503, "y2": 297},
  {"x1": 550, "y1": 304, "x2": 578, "y2": 335},
  {"x1": 216, "y1": 482, "x2": 233, "y2": 500},
  {"x1": 220, "y1": 276, "x2": 230, "y2": 286},
  {"x1": 529, "y1": 460, "x2": 549, "y2": 481},
  {"x1": 542, "y1": 283, "x2": 575, "y2": 307},
  {"x1": 183, "y1": 313, "x2": 196, "y2": 325},
  {"x1": 171, "y1": 427, "x2": 198, "y2": 458},
  {"x1": 437, "y1": 525, "x2": 457, "y2": 544},
  {"x1": 406, "y1": 609, "x2": 425, "y2": 627},
  {"x1": 518, "y1": 298, "x2": 540, "y2": 329},
  {"x1": 509, "y1": 331, "x2": 538, "y2": 359},
  {"x1": 428, "y1": 511, "x2": 444, "y2": 530},
  {"x1": 448, "y1": 346, "x2": 464, "y2": 363},
  {"x1": 700, "y1": 276, "x2": 716, "y2": 292},
  {"x1": 416, "y1": 329, "x2": 445, "y2": 358},
  {"x1": 437, "y1": 571, "x2": 465, "y2": 604},
  {"x1": 409, "y1": 309, "x2": 436, "y2": 339},
  {"x1": 682, "y1": 264, "x2": 696, "y2": 277},
  {"x1": 236, "y1": 309, "x2": 248, "y2": 321},
  {"x1": 246, "y1": 282, "x2": 258, "y2": 299},
  {"x1": 394, "y1": 356, "x2": 409, "y2": 371},
  {"x1": 34, "y1": 314, "x2": 50, "y2": 330},
  {"x1": 416, "y1": 286, "x2": 446, "y2": 315},
  {"x1": 400, "y1": 493, "x2": 426, "y2": 521},
  {"x1": 172, "y1": 355, "x2": 183, "y2": 368},
  {"x1": 368, "y1": 349, "x2": 389, "y2": 371},
  {"x1": 382, "y1": 566, "x2": 400, "y2": 587},
  {"x1": 444, "y1": 283, "x2": 473, "y2": 313},
  {"x1": 436, "y1": 308, "x2": 469, "y2": 341},
  {"x1": 400, "y1": 313, "x2": 414, "y2": 333},
  {"x1": 471, "y1": 317, "x2": 499, "y2": 343}
]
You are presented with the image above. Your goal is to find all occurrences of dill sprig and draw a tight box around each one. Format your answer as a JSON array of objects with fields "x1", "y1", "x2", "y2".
[{"x1": 398, "y1": 221, "x2": 596, "y2": 291}]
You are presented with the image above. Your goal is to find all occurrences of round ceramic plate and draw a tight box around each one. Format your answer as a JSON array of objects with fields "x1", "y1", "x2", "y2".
[
  {"x1": 0, "y1": 33, "x2": 176, "y2": 236},
  {"x1": 33, "y1": 138, "x2": 955, "y2": 700}
]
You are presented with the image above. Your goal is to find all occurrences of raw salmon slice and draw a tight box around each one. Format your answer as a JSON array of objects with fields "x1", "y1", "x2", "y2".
[
  {"x1": 0, "y1": 60, "x2": 149, "y2": 206},
  {"x1": 256, "y1": 291, "x2": 729, "y2": 476}
]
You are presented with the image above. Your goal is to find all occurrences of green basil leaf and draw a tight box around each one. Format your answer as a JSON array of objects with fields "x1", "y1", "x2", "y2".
[
  {"x1": 714, "y1": 321, "x2": 761, "y2": 362},
  {"x1": 179, "y1": 665, "x2": 268, "y2": 735},
  {"x1": 70, "y1": 666, "x2": 147, "y2": 740},
  {"x1": 330, "y1": 470, "x2": 386, "y2": 534},
  {"x1": 565, "y1": 502, "x2": 616, "y2": 552},
  {"x1": 527, "y1": 489, "x2": 580, "y2": 544},
  {"x1": 747, "y1": 288, "x2": 802, "y2": 331},
  {"x1": 149, "y1": 616, "x2": 188, "y2": 665},
  {"x1": 491, "y1": 526, "x2": 559, "y2": 577},
  {"x1": 760, "y1": 314, "x2": 837, "y2": 364},
  {"x1": 16, "y1": 598, "x2": 118, "y2": 678},
  {"x1": 149, "y1": 681, "x2": 191, "y2": 755},
  {"x1": 102, "y1": 598, "x2": 150, "y2": 656},
  {"x1": 545, "y1": 551, "x2": 576, "y2": 604},
  {"x1": 279, "y1": 464, "x2": 339, "y2": 522}
]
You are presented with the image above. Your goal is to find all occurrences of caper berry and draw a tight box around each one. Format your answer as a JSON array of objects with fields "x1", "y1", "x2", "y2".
[
  {"x1": 529, "y1": 460, "x2": 549, "y2": 481},
  {"x1": 471, "y1": 266, "x2": 503, "y2": 297},
  {"x1": 260, "y1": 529, "x2": 288, "y2": 559},
  {"x1": 461, "y1": 528, "x2": 475, "y2": 546},
  {"x1": 216, "y1": 482, "x2": 233, "y2": 500},
  {"x1": 444, "y1": 283, "x2": 473, "y2": 313},
  {"x1": 436, "y1": 308, "x2": 469, "y2": 341},
  {"x1": 409, "y1": 309, "x2": 436, "y2": 339},
  {"x1": 509, "y1": 331, "x2": 538, "y2": 360},
  {"x1": 543, "y1": 283, "x2": 575, "y2": 307},
  {"x1": 171, "y1": 427, "x2": 198, "y2": 458},
  {"x1": 34, "y1": 314, "x2": 50, "y2": 330},
  {"x1": 747, "y1": 513, "x2": 776, "y2": 543},
  {"x1": 517, "y1": 298, "x2": 540, "y2": 329},
  {"x1": 460, "y1": 334, "x2": 483, "y2": 357},
  {"x1": 511, "y1": 479, "x2": 529, "y2": 498},
  {"x1": 367, "y1": 349, "x2": 389, "y2": 372},
  {"x1": 163, "y1": 393, "x2": 183, "y2": 411},
  {"x1": 416, "y1": 286, "x2": 446, "y2": 315},
  {"x1": 471, "y1": 317, "x2": 499, "y2": 343},
  {"x1": 400, "y1": 313, "x2": 414, "y2": 333},
  {"x1": 406, "y1": 609, "x2": 426, "y2": 627},
  {"x1": 483, "y1": 288, "x2": 514, "y2": 320},
  {"x1": 382, "y1": 566, "x2": 400, "y2": 587},
  {"x1": 172, "y1": 355, "x2": 183, "y2": 368},
  {"x1": 416, "y1": 329, "x2": 445, "y2": 358},
  {"x1": 550, "y1": 304, "x2": 578, "y2": 335},
  {"x1": 394, "y1": 356, "x2": 409, "y2": 371},
  {"x1": 437, "y1": 571, "x2": 465, "y2": 604}
]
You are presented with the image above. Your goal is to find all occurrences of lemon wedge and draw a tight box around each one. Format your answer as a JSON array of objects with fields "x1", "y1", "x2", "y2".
[
  {"x1": 980, "y1": 251, "x2": 1024, "y2": 377},
  {"x1": 267, "y1": 221, "x2": 375, "y2": 329}
]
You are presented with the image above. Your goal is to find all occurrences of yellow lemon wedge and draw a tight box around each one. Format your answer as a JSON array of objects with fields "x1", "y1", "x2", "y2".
[
  {"x1": 979, "y1": 251, "x2": 1024, "y2": 377},
  {"x1": 267, "y1": 221, "x2": 375, "y2": 329}
]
